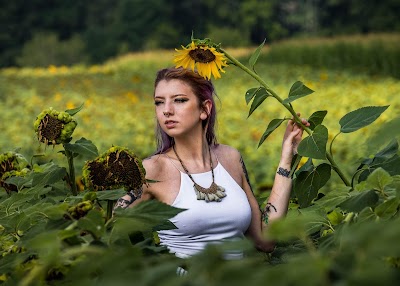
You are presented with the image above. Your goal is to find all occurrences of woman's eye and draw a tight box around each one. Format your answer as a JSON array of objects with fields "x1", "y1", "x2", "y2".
[
  {"x1": 175, "y1": 98, "x2": 188, "y2": 103},
  {"x1": 154, "y1": 101, "x2": 163, "y2": 106}
]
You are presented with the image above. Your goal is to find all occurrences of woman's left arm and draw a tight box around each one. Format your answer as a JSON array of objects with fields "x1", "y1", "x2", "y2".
[
  {"x1": 264, "y1": 116, "x2": 309, "y2": 225},
  {"x1": 241, "y1": 115, "x2": 309, "y2": 252}
]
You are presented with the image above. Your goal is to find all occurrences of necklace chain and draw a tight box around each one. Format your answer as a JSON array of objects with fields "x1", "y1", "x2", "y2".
[
  {"x1": 172, "y1": 144, "x2": 215, "y2": 184},
  {"x1": 172, "y1": 144, "x2": 226, "y2": 202}
]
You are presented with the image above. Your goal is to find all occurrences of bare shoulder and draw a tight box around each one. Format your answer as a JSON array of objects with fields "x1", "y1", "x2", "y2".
[
  {"x1": 142, "y1": 154, "x2": 168, "y2": 180},
  {"x1": 212, "y1": 144, "x2": 243, "y2": 181},
  {"x1": 213, "y1": 144, "x2": 241, "y2": 163}
]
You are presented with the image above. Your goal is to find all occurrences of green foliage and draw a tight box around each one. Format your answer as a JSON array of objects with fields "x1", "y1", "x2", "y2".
[
  {"x1": 16, "y1": 32, "x2": 89, "y2": 67},
  {"x1": 1, "y1": 39, "x2": 400, "y2": 285},
  {"x1": 265, "y1": 33, "x2": 400, "y2": 79}
]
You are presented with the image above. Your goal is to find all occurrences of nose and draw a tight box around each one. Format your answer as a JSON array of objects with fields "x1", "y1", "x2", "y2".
[{"x1": 163, "y1": 102, "x2": 174, "y2": 117}]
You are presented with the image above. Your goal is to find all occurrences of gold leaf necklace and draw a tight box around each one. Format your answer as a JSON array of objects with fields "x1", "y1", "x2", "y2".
[{"x1": 172, "y1": 144, "x2": 226, "y2": 202}]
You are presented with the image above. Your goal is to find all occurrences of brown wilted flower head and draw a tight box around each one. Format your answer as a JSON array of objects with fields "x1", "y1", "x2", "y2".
[
  {"x1": 82, "y1": 146, "x2": 146, "y2": 193},
  {"x1": 34, "y1": 108, "x2": 77, "y2": 146}
]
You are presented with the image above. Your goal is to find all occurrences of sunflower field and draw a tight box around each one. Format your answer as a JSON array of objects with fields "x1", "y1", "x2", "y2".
[{"x1": 1, "y1": 35, "x2": 400, "y2": 285}]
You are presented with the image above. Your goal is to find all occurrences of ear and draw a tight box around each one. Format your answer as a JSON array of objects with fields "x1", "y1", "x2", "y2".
[{"x1": 200, "y1": 99, "x2": 212, "y2": 120}]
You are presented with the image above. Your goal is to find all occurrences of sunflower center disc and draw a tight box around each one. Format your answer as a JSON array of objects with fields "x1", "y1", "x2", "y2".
[
  {"x1": 189, "y1": 48, "x2": 216, "y2": 63},
  {"x1": 40, "y1": 114, "x2": 63, "y2": 142},
  {"x1": 87, "y1": 151, "x2": 142, "y2": 191}
]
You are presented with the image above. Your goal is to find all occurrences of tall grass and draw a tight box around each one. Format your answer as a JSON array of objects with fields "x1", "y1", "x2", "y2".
[{"x1": 264, "y1": 33, "x2": 400, "y2": 78}]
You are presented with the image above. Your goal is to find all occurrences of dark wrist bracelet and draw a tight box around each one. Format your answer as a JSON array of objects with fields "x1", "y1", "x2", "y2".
[{"x1": 277, "y1": 167, "x2": 291, "y2": 178}]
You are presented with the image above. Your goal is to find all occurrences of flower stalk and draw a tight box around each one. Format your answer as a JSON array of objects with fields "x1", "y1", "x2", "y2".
[
  {"x1": 220, "y1": 48, "x2": 351, "y2": 187},
  {"x1": 64, "y1": 146, "x2": 78, "y2": 196}
]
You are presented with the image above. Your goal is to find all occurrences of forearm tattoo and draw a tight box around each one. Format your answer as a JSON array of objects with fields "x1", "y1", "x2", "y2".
[
  {"x1": 277, "y1": 167, "x2": 291, "y2": 178},
  {"x1": 261, "y1": 203, "x2": 277, "y2": 225},
  {"x1": 113, "y1": 188, "x2": 143, "y2": 210},
  {"x1": 240, "y1": 155, "x2": 254, "y2": 193}
]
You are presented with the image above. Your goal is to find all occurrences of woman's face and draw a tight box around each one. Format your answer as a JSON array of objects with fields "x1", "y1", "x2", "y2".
[{"x1": 154, "y1": 79, "x2": 208, "y2": 138}]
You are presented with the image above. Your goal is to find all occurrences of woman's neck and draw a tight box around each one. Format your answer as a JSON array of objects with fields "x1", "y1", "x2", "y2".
[{"x1": 172, "y1": 137, "x2": 211, "y2": 170}]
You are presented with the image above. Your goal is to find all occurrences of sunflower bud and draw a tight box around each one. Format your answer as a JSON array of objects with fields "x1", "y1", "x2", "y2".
[
  {"x1": 34, "y1": 107, "x2": 77, "y2": 146},
  {"x1": 0, "y1": 152, "x2": 30, "y2": 194},
  {"x1": 82, "y1": 146, "x2": 146, "y2": 191},
  {"x1": 65, "y1": 200, "x2": 94, "y2": 220}
]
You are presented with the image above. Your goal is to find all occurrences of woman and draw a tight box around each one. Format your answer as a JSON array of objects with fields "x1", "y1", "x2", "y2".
[{"x1": 114, "y1": 67, "x2": 309, "y2": 258}]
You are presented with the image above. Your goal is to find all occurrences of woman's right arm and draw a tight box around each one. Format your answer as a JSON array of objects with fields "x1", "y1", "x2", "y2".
[
  {"x1": 113, "y1": 157, "x2": 156, "y2": 210},
  {"x1": 114, "y1": 188, "x2": 143, "y2": 210}
]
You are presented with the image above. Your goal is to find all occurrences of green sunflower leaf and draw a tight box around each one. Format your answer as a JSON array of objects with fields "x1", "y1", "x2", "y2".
[
  {"x1": 283, "y1": 81, "x2": 314, "y2": 104},
  {"x1": 258, "y1": 118, "x2": 286, "y2": 148},
  {"x1": 245, "y1": 87, "x2": 261, "y2": 105},
  {"x1": 248, "y1": 39, "x2": 266, "y2": 70},
  {"x1": 297, "y1": 125, "x2": 328, "y2": 159},
  {"x1": 338, "y1": 190, "x2": 379, "y2": 213},
  {"x1": 64, "y1": 137, "x2": 99, "y2": 159},
  {"x1": 248, "y1": 89, "x2": 270, "y2": 117},
  {"x1": 375, "y1": 198, "x2": 400, "y2": 220},
  {"x1": 294, "y1": 163, "x2": 331, "y2": 208},
  {"x1": 308, "y1": 110, "x2": 328, "y2": 130},
  {"x1": 96, "y1": 189, "x2": 127, "y2": 200},
  {"x1": 339, "y1": 105, "x2": 389, "y2": 133}
]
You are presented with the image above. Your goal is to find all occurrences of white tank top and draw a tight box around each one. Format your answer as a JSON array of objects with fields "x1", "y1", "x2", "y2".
[{"x1": 157, "y1": 157, "x2": 252, "y2": 258}]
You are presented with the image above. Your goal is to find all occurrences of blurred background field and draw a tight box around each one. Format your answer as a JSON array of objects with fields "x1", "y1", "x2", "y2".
[
  {"x1": 1, "y1": 34, "x2": 400, "y2": 193},
  {"x1": 1, "y1": 0, "x2": 400, "y2": 193}
]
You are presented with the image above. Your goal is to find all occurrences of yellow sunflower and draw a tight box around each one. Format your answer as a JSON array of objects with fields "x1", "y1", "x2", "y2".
[{"x1": 174, "y1": 41, "x2": 228, "y2": 80}]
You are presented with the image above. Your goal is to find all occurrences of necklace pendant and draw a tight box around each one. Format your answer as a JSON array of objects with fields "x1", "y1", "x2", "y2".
[
  {"x1": 193, "y1": 182, "x2": 226, "y2": 202},
  {"x1": 172, "y1": 144, "x2": 227, "y2": 203}
]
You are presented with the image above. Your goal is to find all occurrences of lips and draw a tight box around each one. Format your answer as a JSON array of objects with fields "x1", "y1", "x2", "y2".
[{"x1": 164, "y1": 120, "x2": 177, "y2": 129}]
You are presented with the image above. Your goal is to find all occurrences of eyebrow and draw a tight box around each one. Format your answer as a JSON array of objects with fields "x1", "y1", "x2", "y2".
[{"x1": 154, "y1": 94, "x2": 188, "y2": 99}]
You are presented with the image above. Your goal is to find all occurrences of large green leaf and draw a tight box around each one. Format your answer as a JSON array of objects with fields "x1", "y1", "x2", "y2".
[
  {"x1": 245, "y1": 87, "x2": 268, "y2": 105},
  {"x1": 110, "y1": 200, "x2": 185, "y2": 242},
  {"x1": 375, "y1": 198, "x2": 400, "y2": 220},
  {"x1": 31, "y1": 165, "x2": 67, "y2": 187},
  {"x1": 314, "y1": 186, "x2": 351, "y2": 212},
  {"x1": 357, "y1": 207, "x2": 377, "y2": 223},
  {"x1": 248, "y1": 39, "x2": 265, "y2": 70},
  {"x1": 339, "y1": 190, "x2": 379, "y2": 213},
  {"x1": 77, "y1": 209, "x2": 105, "y2": 239},
  {"x1": 366, "y1": 117, "x2": 400, "y2": 153},
  {"x1": 245, "y1": 87, "x2": 258, "y2": 105},
  {"x1": 258, "y1": 118, "x2": 285, "y2": 148},
  {"x1": 359, "y1": 154, "x2": 400, "y2": 182},
  {"x1": 294, "y1": 163, "x2": 331, "y2": 208},
  {"x1": 247, "y1": 88, "x2": 270, "y2": 117},
  {"x1": 64, "y1": 137, "x2": 99, "y2": 159},
  {"x1": 308, "y1": 110, "x2": 328, "y2": 130},
  {"x1": 339, "y1": 105, "x2": 389, "y2": 133},
  {"x1": 96, "y1": 189, "x2": 126, "y2": 200},
  {"x1": 360, "y1": 139, "x2": 399, "y2": 166},
  {"x1": 297, "y1": 125, "x2": 328, "y2": 159},
  {"x1": 283, "y1": 81, "x2": 314, "y2": 104},
  {"x1": 268, "y1": 209, "x2": 325, "y2": 240},
  {"x1": 365, "y1": 167, "x2": 393, "y2": 192},
  {"x1": 4, "y1": 175, "x2": 32, "y2": 191}
]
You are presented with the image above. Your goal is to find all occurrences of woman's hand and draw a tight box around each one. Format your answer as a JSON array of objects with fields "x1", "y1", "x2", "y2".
[{"x1": 281, "y1": 114, "x2": 310, "y2": 165}]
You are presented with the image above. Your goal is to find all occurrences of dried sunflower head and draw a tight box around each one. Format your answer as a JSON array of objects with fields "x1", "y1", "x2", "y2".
[
  {"x1": 0, "y1": 151, "x2": 30, "y2": 193},
  {"x1": 34, "y1": 107, "x2": 77, "y2": 146},
  {"x1": 82, "y1": 146, "x2": 146, "y2": 192}
]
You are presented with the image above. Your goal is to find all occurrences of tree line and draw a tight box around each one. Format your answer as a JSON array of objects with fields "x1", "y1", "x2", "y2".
[{"x1": 1, "y1": 0, "x2": 399, "y2": 67}]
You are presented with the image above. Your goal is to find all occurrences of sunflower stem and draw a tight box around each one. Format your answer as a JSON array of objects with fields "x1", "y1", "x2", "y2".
[
  {"x1": 64, "y1": 146, "x2": 78, "y2": 196},
  {"x1": 106, "y1": 200, "x2": 114, "y2": 222},
  {"x1": 220, "y1": 48, "x2": 350, "y2": 187}
]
